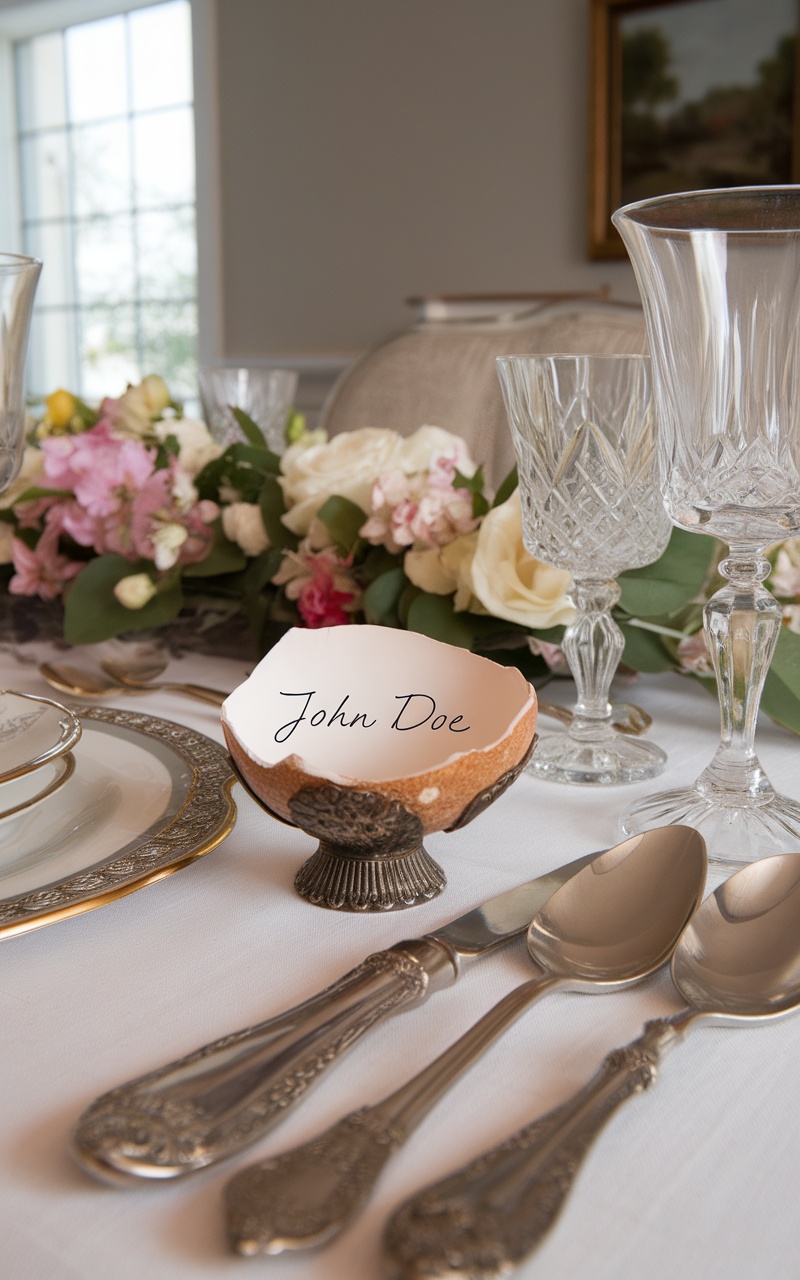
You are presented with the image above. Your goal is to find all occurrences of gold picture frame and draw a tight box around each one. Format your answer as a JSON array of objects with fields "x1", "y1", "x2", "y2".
[{"x1": 588, "y1": 0, "x2": 800, "y2": 258}]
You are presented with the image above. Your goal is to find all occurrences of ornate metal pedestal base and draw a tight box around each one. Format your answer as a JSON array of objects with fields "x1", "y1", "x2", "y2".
[
  {"x1": 289, "y1": 785, "x2": 445, "y2": 912},
  {"x1": 294, "y1": 841, "x2": 446, "y2": 912}
]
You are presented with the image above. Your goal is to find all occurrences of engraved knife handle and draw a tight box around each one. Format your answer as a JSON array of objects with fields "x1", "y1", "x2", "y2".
[
  {"x1": 72, "y1": 937, "x2": 457, "y2": 1185},
  {"x1": 384, "y1": 1014, "x2": 691, "y2": 1280}
]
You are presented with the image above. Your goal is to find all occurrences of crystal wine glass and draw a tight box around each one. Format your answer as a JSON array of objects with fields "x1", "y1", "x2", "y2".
[
  {"x1": 496, "y1": 353, "x2": 671, "y2": 785},
  {"x1": 0, "y1": 253, "x2": 41, "y2": 495},
  {"x1": 614, "y1": 186, "x2": 800, "y2": 867},
  {"x1": 198, "y1": 366, "x2": 298, "y2": 450}
]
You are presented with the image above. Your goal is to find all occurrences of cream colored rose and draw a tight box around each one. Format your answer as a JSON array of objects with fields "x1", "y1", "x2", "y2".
[
  {"x1": 155, "y1": 416, "x2": 222, "y2": 477},
  {"x1": 0, "y1": 446, "x2": 45, "y2": 511},
  {"x1": 113, "y1": 573, "x2": 157, "y2": 609},
  {"x1": 113, "y1": 375, "x2": 172, "y2": 435},
  {"x1": 405, "y1": 534, "x2": 480, "y2": 611},
  {"x1": 398, "y1": 425, "x2": 476, "y2": 477},
  {"x1": 152, "y1": 522, "x2": 189, "y2": 570},
  {"x1": 468, "y1": 491, "x2": 574, "y2": 628},
  {"x1": 222, "y1": 502, "x2": 270, "y2": 557},
  {"x1": 280, "y1": 428, "x2": 405, "y2": 535}
]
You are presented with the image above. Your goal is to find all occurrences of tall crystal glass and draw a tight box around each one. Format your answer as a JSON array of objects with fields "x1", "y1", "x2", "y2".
[
  {"x1": 614, "y1": 186, "x2": 800, "y2": 867},
  {"x1": 0, "y1": 254, "x2": 41, "y2": 494},
  {"x1": 497, "y1": 354, "x2": 671, "y2": 785}
]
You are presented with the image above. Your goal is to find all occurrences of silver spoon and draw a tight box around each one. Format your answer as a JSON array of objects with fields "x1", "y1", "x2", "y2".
[
  {"x1": 384, "y1": 852, "x2": 800, "y2": 1280},
  {"x1": 224, "y1": 825, "x2": 706, "y2": 1256},
  {"x1": 39, "y1": 660, "x2": 227, "y2": 707}
]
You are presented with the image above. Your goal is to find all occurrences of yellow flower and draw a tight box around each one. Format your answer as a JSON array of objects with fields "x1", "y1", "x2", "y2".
[
  {"x1": 113, "y1": 573, "x2": 157, "y2": 609},
  {"x1": 45, "y1": 388, "x2": 78, "y2": 429}
]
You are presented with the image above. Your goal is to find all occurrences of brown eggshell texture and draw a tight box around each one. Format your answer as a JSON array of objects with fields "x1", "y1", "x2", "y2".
[{"x1": 222, "y1": 625, "x2": 537, "y2": 833}]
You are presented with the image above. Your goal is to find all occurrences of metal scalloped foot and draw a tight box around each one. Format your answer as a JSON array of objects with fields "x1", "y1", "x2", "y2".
[{"x1": 294, "y1": 842, "x2": 446, "y2": 911}]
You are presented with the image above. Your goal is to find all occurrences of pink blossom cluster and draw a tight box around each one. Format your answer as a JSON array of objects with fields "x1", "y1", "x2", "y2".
[
  {"x1": 272, "y1": 539, "x2": 360, "y2": 628},
  {"x1": 9, "y1": 421, "x2": 218, "y2": 602},
  {"x1": 360, "y1": 455, "x2": 478, "y2": 554}
]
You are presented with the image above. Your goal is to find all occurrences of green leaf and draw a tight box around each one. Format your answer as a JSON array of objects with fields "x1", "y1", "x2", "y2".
[
  {"x1": 231, "y1": 406, "x2": 267, "y2": 448},
  {"x1": 618, "y1": 620, "x2": 676, "y2": 673},
  {"x1": 454, "y1": 464, "x2": 489, "y2": 518},
  {"x1": 361, "y1": 567, "x2": 407, "y2": 625},
  {"x1": 63, "y1": 556, "x2": 183, "y2": 644},
  {"x1": 493, "y1": 465, "x2": 518, "y2": 507},
  {"x1": 406, "y1": 593, "x2": 477, "y2": 648},
  {"x1": 316, "y1": 495, "x2": 367, "y2": 556},
  {"x1": 761, "y1": 626, "x2": 800, "y2": 736},
  {"x1": 617, "y1": 528, "x2": 717, "y2": 618},
  {"x1": 182, "y1": 519, "x2": 247, "y2": 578},
  {"x1": 259, "y1": 473, "x2": 296, "y2": 550}
]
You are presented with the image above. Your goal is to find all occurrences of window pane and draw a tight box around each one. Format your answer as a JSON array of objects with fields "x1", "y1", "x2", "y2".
[
  {"x1": 75, "y1": 216, "x2": 135, "y2": 306},
  {"x1": 16, "y1": 32, "x2": 66, "y2": 132},
  {"x1": 27, "y1": 308, "x2": 80, "y2": 397},
  {"x1": 80, "y1": 305, "x2": 138, "y2": 399},
  {"x1": 72, "y1": 120, "x2": 131, "y2": 217},
  {"x1": 139, "y1": 300, "x2": 197, "y2": 399},
  {"x1": 66, "y1": 15, "x2": 127, "y2": 123},
  {"x1": 23, "y1": 222, "x2": 75, "y2": 309},
  {"x1": 20, "y1": 130, "x2": 70, "y2": 221},
  {"x1": 133, "y1": 106, "x2": 194, "y2": 207},
  {"x1": 136, "y1": 207, "x2": 196, "y2": 301},
  {"x1": 130, "y1": 1, "x2": 192, "y2": 111}
]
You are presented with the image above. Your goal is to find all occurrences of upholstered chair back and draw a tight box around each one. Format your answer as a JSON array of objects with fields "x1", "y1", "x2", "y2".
[{"x1": 319, "y1": 299, "x2": 648, "y2": 487}]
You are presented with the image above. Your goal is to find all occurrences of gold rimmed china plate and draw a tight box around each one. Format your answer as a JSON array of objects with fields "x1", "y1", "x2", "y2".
[
  {"x1": 0, "y1": 705, "x2": 237, "y2": 938},
  {"x1": 0, "y1": 689, "x2": 82, "y2": 783}
]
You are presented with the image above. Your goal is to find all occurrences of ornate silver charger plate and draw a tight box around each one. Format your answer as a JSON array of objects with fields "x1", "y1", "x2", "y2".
[{"x1": 0, "y1": 705, "x2": 237, "y2": 938}]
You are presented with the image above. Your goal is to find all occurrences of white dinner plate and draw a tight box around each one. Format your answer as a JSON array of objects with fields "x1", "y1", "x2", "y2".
[{"x1": 0, "y1": 705, "x2": 236, "y2": 938}]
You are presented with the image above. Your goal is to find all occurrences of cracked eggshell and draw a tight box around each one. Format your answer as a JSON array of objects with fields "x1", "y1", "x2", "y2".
[{"x1": 221, "y1": 625, "x2": 537, "y2": 833}]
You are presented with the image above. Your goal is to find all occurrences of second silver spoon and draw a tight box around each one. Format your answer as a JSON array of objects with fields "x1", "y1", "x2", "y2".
[{"x1": 224, "y1": 824, "x2": 706, "y2": 1256}]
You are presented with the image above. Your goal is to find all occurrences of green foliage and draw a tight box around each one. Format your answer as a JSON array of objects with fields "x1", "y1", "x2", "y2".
[
  {"x1": 64, "y1": 555, "x2": 183, "y2": 644},
  {"x1": 406, "y1": 593, "x2": 477, "y2": 648},
  {"x1": 230, "y1": 406, "x2": 266, "y2": 448},
  {"x1": 761, "y1": 627, "x2": 800, "y2": 736},
  {"x1": 617, "y1": 528, "x2": 717, "y2": 618},
  {"x1": 361, "y1": 568, "x2": 407, "y2": 627},
  {"x1": 182, "y1": 519, "x2": 247, "y2": 578},
  {"x1": 259, "y1": 473, "x2": 296, "y2": 551},
  {"x1": 493, "y1": 465, "x2": 518, "y2": 507},
  {"x1": 454, "y1": 465, "x2": 489, "y2": 518},
  {"x1": 316, "y1": 495, "x2": 368, "y2": 557}
]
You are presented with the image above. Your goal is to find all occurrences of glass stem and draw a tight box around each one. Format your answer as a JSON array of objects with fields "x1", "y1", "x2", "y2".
[
  {"x1": 562, "y1": 579, "x2": 623, "y2": 741},
  {"x1": 696, "y1": 549, "x2": 782, "y2": 802}
]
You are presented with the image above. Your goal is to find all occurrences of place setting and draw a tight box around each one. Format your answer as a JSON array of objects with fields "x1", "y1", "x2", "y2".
[{"x1": 3, "y1": 185, "x2": 800, "y2": 1280}]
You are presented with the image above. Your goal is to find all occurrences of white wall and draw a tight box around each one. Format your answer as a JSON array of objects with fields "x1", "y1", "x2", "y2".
[{"x1": 214, "y1": 0, "x2": 638, "y2": 363}]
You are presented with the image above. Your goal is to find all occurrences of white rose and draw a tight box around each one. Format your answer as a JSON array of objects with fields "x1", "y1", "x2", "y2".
[
  {"x1": 280, "y1": 427, "x2": 405, "y2": 535},
  {"x1": 113, "y1": 573, "x2": 157, "y2": 609},
  {"x1": 155, "y1": 416, "x2": 222, "y2": 477},
  {"x1": 222, "y1": 502, "x2": 270, "y2": 557},
  {"x1": 404, "y1": 534, "x2": 480, "y2": 610},
  {"x1": 398, "y1": 425, "x2": 476, "y2": 477},
  {"x1": 468, "y1": 491, "x2": 575, "y2": 629}
]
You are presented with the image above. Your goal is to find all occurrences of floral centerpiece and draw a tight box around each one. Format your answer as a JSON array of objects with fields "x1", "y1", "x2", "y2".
[{"x1": 3, "y1": 375, "x2": 800, "y2": 734}]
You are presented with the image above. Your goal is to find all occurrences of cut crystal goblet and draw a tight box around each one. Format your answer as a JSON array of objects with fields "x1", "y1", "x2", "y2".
[
  {"x1": 496, "y1": 353, "x2": 670, "y2": 785},
  {"x1": 614, "y1": 186, "x2": 800, "y2": 867}
]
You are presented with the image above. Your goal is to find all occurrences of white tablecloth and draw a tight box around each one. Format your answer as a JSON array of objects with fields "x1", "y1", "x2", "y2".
[{"x1": 2, "y1": 641, "x2": 799, "y2": 1280}]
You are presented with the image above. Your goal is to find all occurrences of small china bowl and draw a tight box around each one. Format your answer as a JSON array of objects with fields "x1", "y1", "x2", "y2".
[{"x1": 222, "y1": 625, "x2": 537, "y2": 911}]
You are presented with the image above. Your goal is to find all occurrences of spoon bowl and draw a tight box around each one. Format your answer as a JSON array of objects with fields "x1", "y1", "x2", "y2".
[
  {"x1": 224, "y1": 825, "x2": 706, "y2": 1256},
  {"x1": 39, "y1": 660, "x2": 228, "y2": 708}
]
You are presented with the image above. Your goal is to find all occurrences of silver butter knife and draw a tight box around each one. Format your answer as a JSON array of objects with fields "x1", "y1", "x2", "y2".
[{"x1": 72, "y1": 849, "x2": 599, "y2": 1185}]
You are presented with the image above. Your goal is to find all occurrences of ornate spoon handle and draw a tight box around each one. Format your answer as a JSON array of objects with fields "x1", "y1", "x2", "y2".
[
  {"x1": 72, "y1": 938, "x2": 457, "y2": 1184},
  {"x1": 224, "y1": 974, "x2": 561, "y2": 1256},
  {"x1": 384, "y1": 1013, "x2": 693, "y2": 1280},
  {"x1": 150, "y1": 680, "x2": 228, "y2": 705}
]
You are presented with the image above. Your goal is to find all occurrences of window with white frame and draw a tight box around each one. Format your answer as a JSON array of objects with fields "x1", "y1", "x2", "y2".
[{"x1": 11, "y1": 0, "x2": 197, "y2": 404}]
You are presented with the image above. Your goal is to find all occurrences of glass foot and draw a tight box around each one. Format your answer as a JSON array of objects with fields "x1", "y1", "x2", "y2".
[
  {"x1": 619, "y1": 787, "x2": 800, "y2": 871},
  {"x1": 528, "y1": 730, "x2": 666, "y2": 786}
]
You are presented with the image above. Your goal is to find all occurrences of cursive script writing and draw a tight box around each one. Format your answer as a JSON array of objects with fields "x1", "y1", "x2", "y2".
[{"x1": 274, "y1": 691, "x2": 471, "y2": 744}]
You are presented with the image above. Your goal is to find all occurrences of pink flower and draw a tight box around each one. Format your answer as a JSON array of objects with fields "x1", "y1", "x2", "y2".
[
  {"x1": 677, "y1": 631, "x2": 714, "y2": 676},
  {"x1": 361, "y1": 455, "x2": 478, "y2": 553},
  {"x1": 8, "y1": 527, "x2": 82, "y2": 601},
  {"x1": 41, "y1": 422, "x2": 156, "y2": 518},
  {"x1": 272, "y1": 539, "x2": 360, "y2": 628}
]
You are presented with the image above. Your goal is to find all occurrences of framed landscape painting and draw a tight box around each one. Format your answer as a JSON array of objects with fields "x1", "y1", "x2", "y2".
[{"x1": 589, "y1": 0, "x2": 800, "y2": 257}]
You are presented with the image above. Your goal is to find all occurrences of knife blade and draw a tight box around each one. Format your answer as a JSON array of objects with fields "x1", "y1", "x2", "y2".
[{"x1": 72, "y1": 847, "x2": 601, "y2": 1184}]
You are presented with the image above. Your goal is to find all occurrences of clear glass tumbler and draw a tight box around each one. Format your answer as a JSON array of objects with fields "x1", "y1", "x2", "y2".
[
  {"x1": 497, "y1": 353, "x2": 670, "y2": 785},
  {"x1": 198, "y1": 366, "x2": 298, "y2": 450},
  {"x1": 0, "y1": 253, "x2": 41, "y2": 494},
  {"x1": 614, "y1": 186, "x2": 800, "y2": 867}
]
